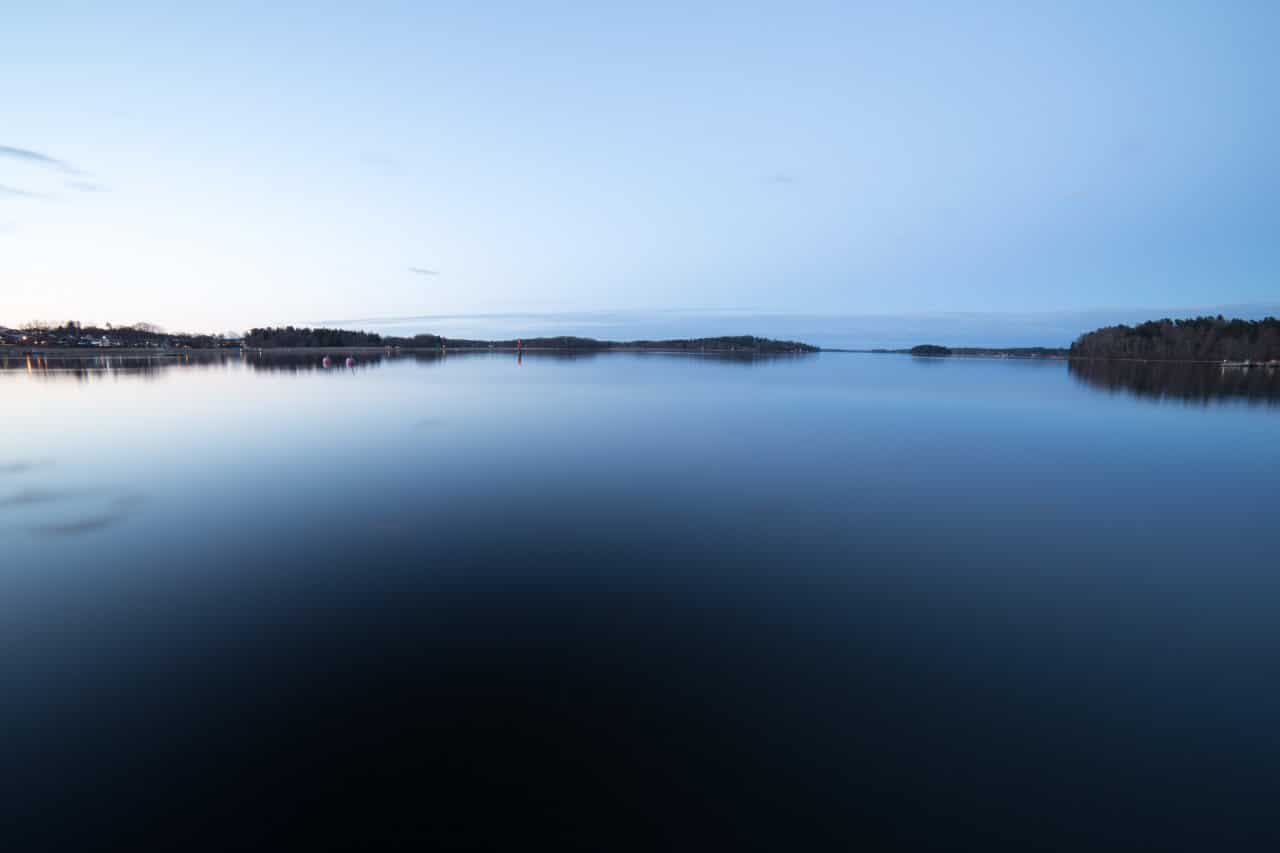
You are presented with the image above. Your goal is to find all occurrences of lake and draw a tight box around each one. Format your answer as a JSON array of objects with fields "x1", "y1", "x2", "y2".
[{"x1": 3, "y1": 350, "x2": 1278, "y2": 850}]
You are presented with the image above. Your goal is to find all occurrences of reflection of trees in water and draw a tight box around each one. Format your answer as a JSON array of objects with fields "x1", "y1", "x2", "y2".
[
  {"x1": 243, "y1": 353, "x2": 388, "y2": 373},
  {"x1": 0, "y1": 354, "x2": 223, "y2": 382},
  {"x1": 1069, "y1": 358, "x2": 1280, "y2": 405},
  {"x1": 3, "y1": 352, "x2": 395, "y2": 379},
  {"x1": 632, "y1": 351, "x2": 809, "y2": 367},
  {"x1": 495, "y1": 349, "x2": 811, "y2": 367},
  {"x1": 244, "y1": 349, "x2": 810, "y2": 370},
  {"x1": 3, "y1": 351, "x2": 411, "y2": 378},
  {"x1": 3, "y1": 347, "x2": 816, "y2": 380}
]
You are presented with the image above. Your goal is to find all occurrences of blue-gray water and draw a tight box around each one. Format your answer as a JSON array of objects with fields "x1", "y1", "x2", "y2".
[{"x1": 3, "y1": 351, "x2": 1278, "y2": 850}]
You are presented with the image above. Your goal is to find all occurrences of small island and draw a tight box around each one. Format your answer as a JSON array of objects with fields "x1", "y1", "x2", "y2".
[{"x1": 865, "y1": 345, "x2": 1068, "y2": 359}]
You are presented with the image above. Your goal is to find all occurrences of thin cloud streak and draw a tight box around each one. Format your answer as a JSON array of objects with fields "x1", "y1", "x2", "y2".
[
  {"x1": 409, "y1": 267, "x2": 440, "y2": 276},
  {"x1": 0, "y1": 184, "x2": 47, "y2": 199},
  {"x1": 360, "y1": 152, "x2": 402, "y2": 175},
  {"x1": 0, "y1": 144, "x2": 81, "y2": 175}
]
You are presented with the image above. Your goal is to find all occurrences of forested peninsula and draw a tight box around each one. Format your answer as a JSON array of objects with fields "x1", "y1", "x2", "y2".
[
  {"x1": 1069, "y1": 316, "x2": 1280, "y2": 362},
  {"x1": 865, "y1": 345, "x2": 1069, "y2": 358},
  {"x1": 880, "y1": 316, "x2": 1280, "y2": 363}
]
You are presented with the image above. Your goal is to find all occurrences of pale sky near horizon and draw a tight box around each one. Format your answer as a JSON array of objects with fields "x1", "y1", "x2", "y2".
[{"x1": 3, "y1": 1, "x2": 1277, "y2": 335}]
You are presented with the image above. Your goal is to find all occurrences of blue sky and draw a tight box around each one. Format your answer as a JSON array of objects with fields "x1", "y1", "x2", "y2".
[{"x1": 2, "y1": 1, "x2": 1277, "y2": 339}]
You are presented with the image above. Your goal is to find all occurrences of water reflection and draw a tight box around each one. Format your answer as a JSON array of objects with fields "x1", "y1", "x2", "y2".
[
  {"x1": 23, "y1": 493, "x2": 144, "y2": 537},
  {"x1": 0, "y1": 350, "x2": 407, "y2": 380},
  {"x1": 245, "y1": 352, "x2": 397, "y2": 373},
  {"x1": 1, "y1": 348, "x2": 814, "y2": 380},
  {"x1": 1069, "y1": 358, "x2": 1280, "y2": 405},
  {"x1": 4, "y1": 348, "x2": 1280, "y2": 849},
  {"x1": 0, "y1": 353, "x2": 195, "y2": 381},
  {"x1": 0, "y1": 479, "x2": 145, "y2": 537},
  {"x1": 0, "y1": 487, "x2": 94, "y2": 508}
]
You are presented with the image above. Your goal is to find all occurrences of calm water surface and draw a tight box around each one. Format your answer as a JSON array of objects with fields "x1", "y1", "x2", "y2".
[{"x1": 3, "y1": 351, "x2": 1278, "y2": 850}]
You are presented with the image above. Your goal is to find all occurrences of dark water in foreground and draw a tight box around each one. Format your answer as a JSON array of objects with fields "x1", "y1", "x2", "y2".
[{"x1": 3, "y1": 351, "x2": 1278, "y2": 850}]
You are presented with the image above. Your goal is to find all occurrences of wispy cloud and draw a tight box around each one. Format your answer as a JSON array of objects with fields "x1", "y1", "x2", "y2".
[
  {"x1": 409, "y1": 267, "x2": 440, "y2": 276},
  {"x1": 66, "y1": 180, "x2": 109, "y2": 193},
  {"x1": 762, "y1": 171, "x2": 797, "y2": 185},
  {"x1": 0, "y1": 184, "x2": 48, "y2": 200},
  {"x1": 0, "y1": 144, "x2": 81, "y2": 175},
  {"x1": 360, "y1": 152, "x2": 402, "y2": 175},
  {"x1": 0, "y1": 146, "x2": 107, "y2": 204}
]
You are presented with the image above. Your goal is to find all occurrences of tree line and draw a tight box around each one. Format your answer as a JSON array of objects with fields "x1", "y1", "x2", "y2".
[
  {"x1": 6, "y1": 321, "x2": 232, "y2": 349},
  {"x1": 6, "y1": 322, "x2": 818, "y2": 353},
  {"x1": 243, "y1": 326, "x2": 442, "y2": 348},
  {"x1": 243, "y1": 328, "x2": 817, "y2": 352},
  {"x1": 1070, "y1": 316, "x2": 1280, "y2": 362}
]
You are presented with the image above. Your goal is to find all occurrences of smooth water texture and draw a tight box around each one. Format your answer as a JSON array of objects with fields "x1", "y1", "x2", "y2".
[{"x1": 3, "y1": 351, "x2": 1278, "y2": 849}]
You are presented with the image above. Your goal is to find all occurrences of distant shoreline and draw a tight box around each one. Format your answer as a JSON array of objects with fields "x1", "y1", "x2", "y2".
[
  {"x1": 5, "y1": 346, "x2": 1272, "y2": 367},
  {"x1": 824, "y1": 347, "x2": 1069, "y2": 360},
  {"x1": 2, "y1": 344, "x2": 815, "y2": 357},
  {"x1": 10, "y1": 315, "x2": 1273, "y2": 363},
  {"x1": 1, "y1": 330, "x2": 818, "y2": 356}
]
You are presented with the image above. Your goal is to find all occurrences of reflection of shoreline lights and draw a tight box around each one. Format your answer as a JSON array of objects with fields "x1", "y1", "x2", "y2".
[
  {"x1": 3, "y1": 349, "x2": 818, "y2": 383},
  {"x1": 4, "y1": 353, "x2": 240, "y2": 384}
]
